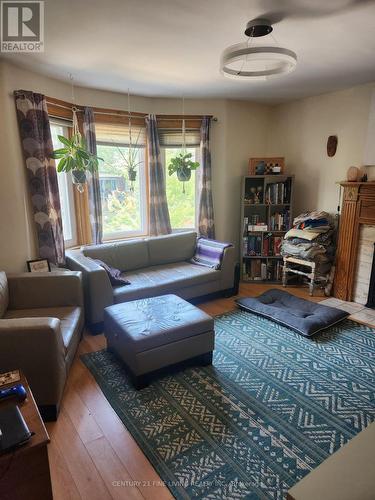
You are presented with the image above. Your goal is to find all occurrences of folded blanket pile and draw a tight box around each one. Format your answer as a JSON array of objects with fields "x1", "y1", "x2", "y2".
[{"x1": 281, "y1": 210, "x2": 335, "y2": 274}]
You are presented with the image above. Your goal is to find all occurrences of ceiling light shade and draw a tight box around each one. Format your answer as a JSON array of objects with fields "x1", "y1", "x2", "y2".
[
  {"x1": 221, "y1": 44, "x2": 297, "y2": 81},
  {"x1": 220, "y1": 18, "x2": 297, "y2": 81}
]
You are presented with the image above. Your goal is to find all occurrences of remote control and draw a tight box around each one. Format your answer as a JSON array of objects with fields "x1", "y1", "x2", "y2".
[{"x1": 0, "y1": 384, "x2": 27, "y2": 403}]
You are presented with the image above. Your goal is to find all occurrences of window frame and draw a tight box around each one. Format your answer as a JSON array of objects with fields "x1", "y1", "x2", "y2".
[
  {"x1": 161, "y1": 145, "x2": 200, "y2": 233},
  {"x1": 46, "y1": 95, "x2": 209, "y2": 243},
  {"x1": 50, "y1": 121, "x2": 78, "y2": 248},
  {"x1": 96, "y1": 140, "x2": 148, "y2": 241}
]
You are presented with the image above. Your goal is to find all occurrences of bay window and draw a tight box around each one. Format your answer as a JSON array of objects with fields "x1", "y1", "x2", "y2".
[{"x1": 95, "y1": 123, "x2": 147, "y2": 239}]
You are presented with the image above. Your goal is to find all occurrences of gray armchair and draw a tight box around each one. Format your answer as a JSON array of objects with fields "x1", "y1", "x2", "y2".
[{"x1": 0, "y1": 271, "x2": 84, "y2": 420}]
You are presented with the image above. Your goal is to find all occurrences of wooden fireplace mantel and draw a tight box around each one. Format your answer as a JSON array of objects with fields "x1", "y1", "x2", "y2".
[{"x1": 334, "y1": 181, "x2": 375, "y2": 300}]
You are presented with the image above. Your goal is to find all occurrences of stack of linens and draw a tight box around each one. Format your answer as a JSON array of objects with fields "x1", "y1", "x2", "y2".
[{"x1": 281, "y1": 211, "x2": 335, "y2": 274}]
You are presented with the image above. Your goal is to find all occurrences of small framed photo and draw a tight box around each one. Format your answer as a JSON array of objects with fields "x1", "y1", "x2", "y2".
[{"x1": 27, "y1": 258, "x2": 51, "y2": 273}]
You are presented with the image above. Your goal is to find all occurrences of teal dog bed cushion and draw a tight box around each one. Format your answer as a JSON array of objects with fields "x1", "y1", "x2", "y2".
[{"x1": 236, "y1": 289, "x2": 349, "y2": 337}]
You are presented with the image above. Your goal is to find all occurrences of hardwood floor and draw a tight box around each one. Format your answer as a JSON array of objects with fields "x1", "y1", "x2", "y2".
[{"x1": 46, "y1": 284, "x2": 324, "y2": 500}]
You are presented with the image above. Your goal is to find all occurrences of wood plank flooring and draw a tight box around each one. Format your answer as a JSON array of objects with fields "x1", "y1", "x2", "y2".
[{"x1": 46, "y1": 284, "x2": 324, "y2": 500}]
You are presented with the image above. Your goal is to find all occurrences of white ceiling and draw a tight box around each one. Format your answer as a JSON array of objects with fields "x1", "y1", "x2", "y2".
[{"x1": 3, "y1": 0, "x2": 375, "y2": 103}]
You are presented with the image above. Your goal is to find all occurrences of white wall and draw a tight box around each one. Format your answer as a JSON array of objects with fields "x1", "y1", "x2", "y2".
[
  {"x1": 0, "y1": 60, "x2": 269, "y2": 271},
  {"x1": 1, "y1": 57, "x2": 374, "y2": 273},
  {"x1": 266, "y1": 84, "x2": 375, "y2": 214}
]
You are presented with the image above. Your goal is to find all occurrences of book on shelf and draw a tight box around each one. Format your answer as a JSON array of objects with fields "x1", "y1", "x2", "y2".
[
  {"x1": 262, "y1": 234, "x2": 283, "y2": 256},
  {"x1": 246, "y1": 234, "x2": 262, "y2": 256},
  {"x1": 248, "y1": 224, "x2": 268, "y2": 232},
  {"x1": 265, "y1": 181, "x2": 291, "y2": 204},
  {"x1": 269, "y1": 209, "x2": 290, "y2": 231},
  {"x1": 242, "y1": 259, "x2": 283, "y2": 281}
]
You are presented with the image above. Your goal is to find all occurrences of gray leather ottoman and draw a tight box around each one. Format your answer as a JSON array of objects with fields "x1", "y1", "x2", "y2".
[{"x1": 104, "y1": 294, "x2": 215, "y2": 389}]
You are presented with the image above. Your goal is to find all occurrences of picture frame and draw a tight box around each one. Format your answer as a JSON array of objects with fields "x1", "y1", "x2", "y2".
[
  {"x1": 27, "y1": 258, "x2": 51, "y2": 273},
  {"x1": 249, "y1": 157, "x2": 285, "y2": 175}
]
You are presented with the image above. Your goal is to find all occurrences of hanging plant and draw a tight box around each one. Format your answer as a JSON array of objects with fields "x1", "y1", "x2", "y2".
[
  {"x1": 167, "y1": 103, "x2": 200, "y2": 193},
  {"x1": 52, "y1": 133, "x2": 102, "y2": 193},
  {"x1": 114, "y1": 127, "x2": 143, "y2": 191},
  {"x1": 168, "y1": 152, "x2": 199, "y2": 193},
  {"x1": 113, "y1": 91, "x2": 144, "y2": 191}
]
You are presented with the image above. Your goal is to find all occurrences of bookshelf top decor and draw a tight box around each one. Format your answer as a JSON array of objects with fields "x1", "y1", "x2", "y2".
[{"x1": 248, "y1": 157, "x2": 285, "y2": 176}]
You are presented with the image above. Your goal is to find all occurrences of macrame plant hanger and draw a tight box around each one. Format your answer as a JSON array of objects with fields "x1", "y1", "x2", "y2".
[
  {"x1": 181, "y1": 96, "x2": 186, "y2": 194},
  {"x1": 70, "y1": 74, "x2": 85, "y2": 193},
  {"x1": 127, "y1": 89, "x2": 135, "y2": 192}
]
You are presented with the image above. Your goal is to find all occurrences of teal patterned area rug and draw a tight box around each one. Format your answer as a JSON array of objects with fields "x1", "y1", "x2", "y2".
[{"x1": 81, "y1": 311, "x2": 375, "y2": 499}]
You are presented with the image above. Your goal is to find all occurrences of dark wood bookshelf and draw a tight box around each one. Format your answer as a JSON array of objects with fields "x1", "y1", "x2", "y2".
[{"x1": 240, "y1": 174, "x2": 294, "y2": 283}]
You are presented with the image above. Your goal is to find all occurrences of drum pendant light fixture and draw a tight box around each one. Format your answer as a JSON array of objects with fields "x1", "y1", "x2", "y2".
[{"x1": 220, "y1": 18, "x2": 297, "y2": 81}]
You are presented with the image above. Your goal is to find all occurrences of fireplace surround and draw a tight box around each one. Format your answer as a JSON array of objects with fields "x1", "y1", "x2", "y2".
[
  {"x1": 334, "y1": 182, "x2": 375, "y2": 301},
  {"x1": 365, "y1": 243, "x2": 375, "y2": 308}
]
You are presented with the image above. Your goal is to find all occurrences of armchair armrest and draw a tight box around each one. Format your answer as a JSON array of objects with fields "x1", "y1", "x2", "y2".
[
  {"x1": 7, "y1": 271, "x2": 83, "y2": 310},
  {"x1": 0, "y1": 317, "x2": 66, "y2": 406},
  {"x1": 220, "y1": 245, "x2": 236, "y2": 290},
  {"x1": 65, "y1": 250, "x2": 113, "y2": 325}
]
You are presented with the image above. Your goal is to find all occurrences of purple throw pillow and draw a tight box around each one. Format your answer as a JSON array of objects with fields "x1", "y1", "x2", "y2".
[{"x1": 93, "y1": 259, "x2": 131, "y2": 287}]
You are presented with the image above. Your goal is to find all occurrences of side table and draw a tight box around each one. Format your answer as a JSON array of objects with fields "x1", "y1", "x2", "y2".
[{"x1": 0, "y1": 372, "x2": 52, "y2": 500}]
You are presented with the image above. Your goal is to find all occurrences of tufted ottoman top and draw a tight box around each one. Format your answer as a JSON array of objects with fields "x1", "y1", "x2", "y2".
[{"x1": 104, "y1": 294, "x2": 214, "y2": 353}]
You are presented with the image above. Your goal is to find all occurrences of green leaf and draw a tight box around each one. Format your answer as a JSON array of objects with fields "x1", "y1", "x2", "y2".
[
  {"x1": 57, "y1": 157, "x2": 67, "y2": 172},
  {"x1": 57, "y1": 135, "x2": 72, "y2": 147}
]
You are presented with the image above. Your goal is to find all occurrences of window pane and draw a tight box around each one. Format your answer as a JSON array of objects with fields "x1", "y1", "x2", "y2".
[
  {"x1": 50, "y1": 124, "x2": 75, "y2": 244},
  {"x1": 97, "y1": 144, "x2": 146, "y2": 237},
  {"x1": 165, "y1": 147, "x2": 197, "y2": 230}
]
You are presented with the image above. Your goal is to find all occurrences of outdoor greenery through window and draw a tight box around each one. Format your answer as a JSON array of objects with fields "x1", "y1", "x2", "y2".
[
  {"x1": 164, "y1": 147, "x2": 198, "y2": 230},
  {"x1": 96, "y1": 123, "x2": 147, "y2": 239}
]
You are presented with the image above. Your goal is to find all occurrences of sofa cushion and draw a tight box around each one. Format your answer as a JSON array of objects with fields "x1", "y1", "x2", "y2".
[
  {"x1": 0, "y1": 272, "x2": 9, "y2": 318},
  {"x1": 147, "y1": 232, "x2": 197, "y2": 266},
  {"x1": 4, "y1": 306, "x2": 82, "y2": 352},
  {"x1": 113, "y1": 240, "x2": 150, "y2": 271},
  {"x1": 83, "y1": 239, "x2": 149, "y2": 272},
  {"x1": 113, "y1": 262, "x2": 220, "y2": 303}
]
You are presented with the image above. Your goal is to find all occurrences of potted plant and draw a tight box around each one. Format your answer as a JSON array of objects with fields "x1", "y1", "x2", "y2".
[
  {"x1": 52, "y1": 133, "x2": 102, "y2": 192},
  {"x1": 116, "y1": 135, "x2": 143, "y2": 191},
  {"x1": 168, "y1": 152, "x2": 200, "y2": 192}
]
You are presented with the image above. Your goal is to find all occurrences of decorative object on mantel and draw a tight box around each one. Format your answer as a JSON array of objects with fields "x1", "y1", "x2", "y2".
[
  {"x1": 346, "y1": 166, "x2": 359, "y2": 182},
  {"x1": 357, "y1": 166, "x2": 368, "y2": 182},
  {"x1": 168, "y1": 97, "x2": 200, "y2": 193},
  {"x1": 249, "y1": 157, "x2": 285, "y2": 175},
  {"x1": 327, "y1": 135, "x2": 338, "y2": 157}
]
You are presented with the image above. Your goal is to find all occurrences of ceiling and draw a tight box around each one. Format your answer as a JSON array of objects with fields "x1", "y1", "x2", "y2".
[{"x1": 3, "y1": 0, "x2": 375, "y2": 103}]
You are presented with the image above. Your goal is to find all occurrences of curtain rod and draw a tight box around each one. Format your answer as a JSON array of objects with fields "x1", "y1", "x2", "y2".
[{"x1": 46, "y1": 100, "x2": 218, "y2": 121}]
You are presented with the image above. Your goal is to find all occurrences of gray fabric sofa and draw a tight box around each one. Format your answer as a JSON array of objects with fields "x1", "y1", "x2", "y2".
[{"x1": 66, "y1": 232, "x2": 237, "y2": 332}]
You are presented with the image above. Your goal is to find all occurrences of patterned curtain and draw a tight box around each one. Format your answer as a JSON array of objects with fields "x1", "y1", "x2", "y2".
[
  {"x1": 83, "y1": 107, "x2": 103, "y2": 244},
  {"x1": 198, "y1": 116, "x2": 215, "y2": 238},
  {"x1": 145, "y1": 114, "x2": 171, "y2": 236},
  {"x1": 14, "y1": 90, "x2": 65, "y2": 265}
]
